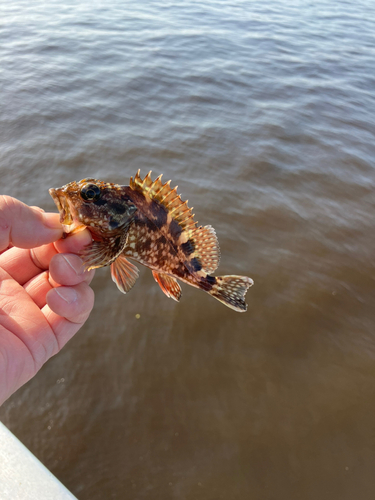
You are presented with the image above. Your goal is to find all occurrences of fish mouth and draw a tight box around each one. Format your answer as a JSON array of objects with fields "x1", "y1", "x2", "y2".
[
  {"x1": 49, "y1": 187, "x2": 85, "y2": 234},
  {"x1": 49, "y1": 188, "x2": 74, "y2": 225}
]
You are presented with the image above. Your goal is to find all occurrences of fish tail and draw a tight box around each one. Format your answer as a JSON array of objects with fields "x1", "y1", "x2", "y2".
[{"x1": 208, "y1": 275, "x2": 254, "y2": 312}]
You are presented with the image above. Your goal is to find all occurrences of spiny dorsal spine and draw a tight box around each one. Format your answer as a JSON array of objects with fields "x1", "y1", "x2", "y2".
[{"x1": 129, "y1": 170, "x2": 197, "y2": 231}]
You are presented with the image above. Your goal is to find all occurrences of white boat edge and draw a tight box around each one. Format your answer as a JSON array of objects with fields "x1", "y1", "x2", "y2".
[{"x1": 0, "y1": 421, "x2": 78, "y2": 500}]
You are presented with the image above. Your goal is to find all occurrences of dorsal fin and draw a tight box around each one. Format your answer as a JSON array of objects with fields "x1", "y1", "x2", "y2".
[{"x1": 129, "y1": 170, "x2": 197, "y2": 231}]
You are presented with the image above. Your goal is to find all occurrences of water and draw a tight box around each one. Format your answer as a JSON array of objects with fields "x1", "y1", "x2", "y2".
[{"x1": 1, "y1": 0, "x2": 375, "y2": 498}]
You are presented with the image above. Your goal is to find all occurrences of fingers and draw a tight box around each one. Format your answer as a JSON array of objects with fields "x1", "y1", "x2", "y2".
[
  {"x1": 46, "y1": 282, "x2": 95, "y2": 323},
  {"x1": 0, "y1": 244, "x2": 57, "y2": 285},
  {"x1": 49, "y1": 253, "x2": 95, "y2": 286},
  {"x1": 23, "y1": 254, "x2": 95, "y2": 308},
  {"x1": 44, "y1": 282, "x2": 95, "y2": 349},
  {"x1": 45, "y1": 248, "x2": 96, "y2": 349},
  {"x1": 0, "y1": 196, "x2": 62, "y2": 252},
  {"x1": 0, "y1": 228, "x2": 93, "y2": 285},
  {"x1": 0, "y1": 196, "x2": 97, "y2": 363},
  {"x1": 0, "y1": 269, "x2": 60, "y2": 368},
  {"x1": 23, "y1": 271, "x2": 52, "y2": 308},
  {"x1": 54, "y1": 228, "x2": 92, "y2": 254}
]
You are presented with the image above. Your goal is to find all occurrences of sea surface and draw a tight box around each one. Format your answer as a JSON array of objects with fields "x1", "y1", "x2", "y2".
[{"x1": 1, "y1": 0, "x2": 375, "y2": 499}]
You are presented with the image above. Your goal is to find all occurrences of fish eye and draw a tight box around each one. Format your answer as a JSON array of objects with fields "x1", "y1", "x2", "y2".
[{"x1": 80, "y1": 183, "x2": 101, "y2": 202}]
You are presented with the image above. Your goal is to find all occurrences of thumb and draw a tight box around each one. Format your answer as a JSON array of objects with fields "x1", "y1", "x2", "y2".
[{"x1": 0, "y1": 196, "x2": 63, "y2": 251}]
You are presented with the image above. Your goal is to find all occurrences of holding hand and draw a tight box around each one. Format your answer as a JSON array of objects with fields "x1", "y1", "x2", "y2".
[{"x1": 0, "y1": 196, "x2": 95, "y2": 405}]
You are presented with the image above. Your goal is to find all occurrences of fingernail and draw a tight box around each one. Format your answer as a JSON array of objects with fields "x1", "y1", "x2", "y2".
[
  {"x1": 62, "y1": 254, "x2": 84, "y2": 275},
  {"x1": 55, "y1": 287, "x2": 78, "y2": 304},
  {"x1": 43, "y1": 213, "x2": 62, "y2": 230}
]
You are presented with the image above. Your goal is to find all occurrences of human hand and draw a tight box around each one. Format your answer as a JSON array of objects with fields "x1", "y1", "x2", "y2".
[{"x1": 0, "y1": 196, "x2": 95, "y2": 405}]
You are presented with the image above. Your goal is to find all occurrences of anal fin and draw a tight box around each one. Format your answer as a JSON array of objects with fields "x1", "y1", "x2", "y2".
[
  {"x1": 111, "y1": 255, "x2": 139, "y2": 294},
  {"x1": 152, "y1": 271, "x2": 182, "y2": 302}
]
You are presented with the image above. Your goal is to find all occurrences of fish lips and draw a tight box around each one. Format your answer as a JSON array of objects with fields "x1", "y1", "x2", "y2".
[
  {"x1": 49, "y1": 187, "x2": 83, "y2": 233},
  {"x1": 49, "y1": 187, "x2": 72, "y2": 223}
]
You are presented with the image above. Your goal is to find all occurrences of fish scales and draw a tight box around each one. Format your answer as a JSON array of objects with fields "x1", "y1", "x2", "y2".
[
  {"x1": 121, "y1": 187, "x2": 200, "y2": 284},
  {"x1": 49, "y1": 171, "x2": 253, "y2": 312}
]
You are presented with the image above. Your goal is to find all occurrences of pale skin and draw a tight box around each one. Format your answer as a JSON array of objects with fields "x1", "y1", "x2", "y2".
[{"x1": 0, "y1": 196, "x2": 95, "y2": 406}]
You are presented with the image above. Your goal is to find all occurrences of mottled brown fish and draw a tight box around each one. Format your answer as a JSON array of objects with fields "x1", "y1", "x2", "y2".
[{"x1": 49, "y1": 171, "x2": 253, "y2": 312}]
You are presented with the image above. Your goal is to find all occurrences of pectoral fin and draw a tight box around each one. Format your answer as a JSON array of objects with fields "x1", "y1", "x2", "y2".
[
  {"x1": 80, "y1": 232, "x2": 128, "y2": 271},
  {"x1": 80, "y1": 240, "x2": 116, "y2": 270},
  {"x1": 111, "y1": 255, "x2": 139, "y2": 293},
  {"x1": 152, "y1": 271, "x2": 182, "y2": 302}
]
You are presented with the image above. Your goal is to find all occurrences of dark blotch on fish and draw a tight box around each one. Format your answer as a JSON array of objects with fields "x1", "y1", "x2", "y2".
[
  {"x1": 149, "y1": 199, "x2": 168, "y2": 229},
  {"x1": 181, "y1": 239, "x2": 195, "y2": 256},
  {"x1": 190, "y1": 257, "x2": 202, "y2": 272},
  {"x1": 169, "y1": 219, "x2": 182, "y2": 240}
]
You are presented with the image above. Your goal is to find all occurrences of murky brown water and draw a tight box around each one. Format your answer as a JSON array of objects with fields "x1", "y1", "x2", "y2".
[{"x1": 1, "y1": 0, "x2": 375, "y2": 498}]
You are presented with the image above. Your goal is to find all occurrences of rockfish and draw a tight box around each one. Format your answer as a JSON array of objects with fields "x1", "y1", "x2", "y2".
[{"x1": 49, "y1": 171, "x2": 253, "y2": 312}]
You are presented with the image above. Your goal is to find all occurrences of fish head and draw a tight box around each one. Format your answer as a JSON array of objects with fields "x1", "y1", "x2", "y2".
[{"x1": 49, "y1": 178, "x2": 137, "y2": 235}]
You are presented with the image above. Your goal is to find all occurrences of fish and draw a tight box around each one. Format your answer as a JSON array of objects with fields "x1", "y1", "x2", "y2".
[{"x1": 49, "y1": 171, "x2": 253, "y2": 312}]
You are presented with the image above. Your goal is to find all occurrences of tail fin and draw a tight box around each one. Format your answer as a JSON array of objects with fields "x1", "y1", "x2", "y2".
[{"x1": 209, "y1": 275, "x2": 254, "y2": 312}]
